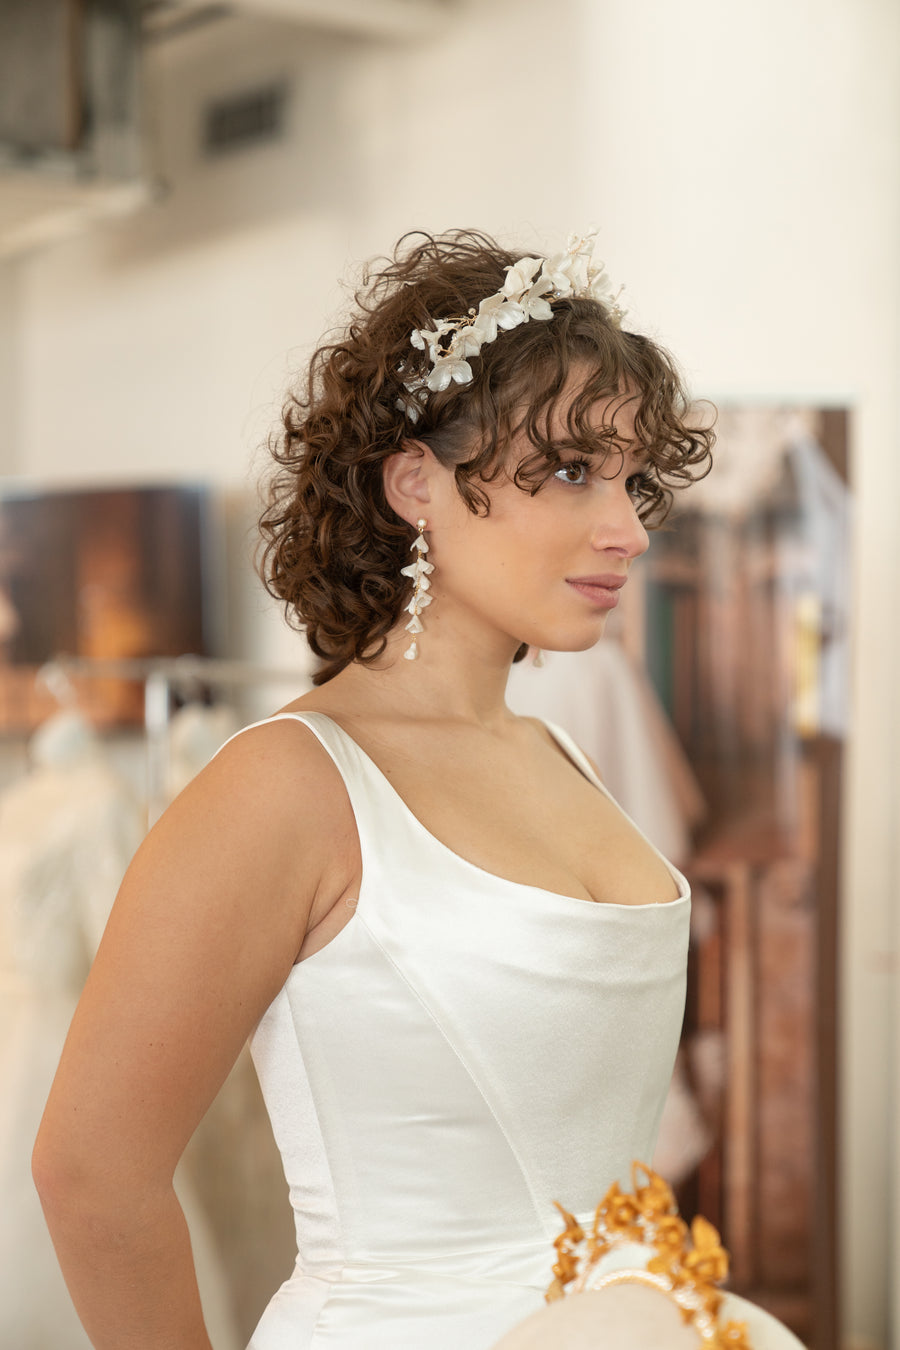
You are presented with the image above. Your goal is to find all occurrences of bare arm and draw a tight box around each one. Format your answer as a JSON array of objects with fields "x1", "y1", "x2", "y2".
[{"x1": 33, "y1": 721, "x2": 349, "y2": 1350}]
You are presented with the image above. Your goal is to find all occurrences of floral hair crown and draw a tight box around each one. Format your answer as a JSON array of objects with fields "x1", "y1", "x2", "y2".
[
  {"x1": 396, "y1": 227, "x2": 625, "y2": 423},
  {"x1": 548, "y1": 1162, "x2": 752, "y2": 1349}
]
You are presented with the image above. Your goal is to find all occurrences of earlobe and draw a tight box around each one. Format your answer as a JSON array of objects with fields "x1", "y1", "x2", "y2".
[{"x1": 383, "y1": 442, "x2": 433, "y2": 524}]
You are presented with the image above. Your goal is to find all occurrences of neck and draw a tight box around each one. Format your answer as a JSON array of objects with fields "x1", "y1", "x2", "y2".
[{"x1": 327, "y1": 619, "x2": 522, "y2": 730}]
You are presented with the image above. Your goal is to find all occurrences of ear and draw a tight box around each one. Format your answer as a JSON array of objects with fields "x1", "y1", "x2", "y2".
[{"x1": 382, "y1": 440, "x2": 434, "y2": 526}]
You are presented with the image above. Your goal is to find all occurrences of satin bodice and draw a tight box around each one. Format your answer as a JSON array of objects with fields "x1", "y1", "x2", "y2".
[{"x1": 243, "y1": 711, "x2": 690, "y2": 1349}]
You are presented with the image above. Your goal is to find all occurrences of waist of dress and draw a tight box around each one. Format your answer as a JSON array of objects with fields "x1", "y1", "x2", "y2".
[{"x1": 291, "y1": 1226, "x2": 589, "y2": 1293}]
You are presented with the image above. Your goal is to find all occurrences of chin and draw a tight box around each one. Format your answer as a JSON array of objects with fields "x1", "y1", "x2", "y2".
[
  {"x1": 524, "y1": 629, "x2": 608, "y2": 655},
  {"x1": 559, "y1": 635, "x2": 607, "y2": 653}
]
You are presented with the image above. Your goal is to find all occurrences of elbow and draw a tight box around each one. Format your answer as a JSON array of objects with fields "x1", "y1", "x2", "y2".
[
  {"x1": 32, "y1": 1120, "x2": 82, "y2": 1219},
  {"x1": 33, "y1": 1115, "x2": 173, "y2": 1239},
  {"x1": 33, "y1": 1128, "x2": 130, "y2": 1254},
  {"x1": 32, "y1": 1112, "x2": 112, "y2": 1229}
]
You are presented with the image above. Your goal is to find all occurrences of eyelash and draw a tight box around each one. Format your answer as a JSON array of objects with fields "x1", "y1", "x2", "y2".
[{"x1": 553, "y1": 458, "x2": 650, "y2": 501}]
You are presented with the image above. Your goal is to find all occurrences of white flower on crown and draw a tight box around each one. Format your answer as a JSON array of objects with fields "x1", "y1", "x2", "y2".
[
  {"x1": 397, "y1": 228, "x2": 625, "y2": 422},
  {"x1": 427, "y1": 352, "x2": 475, "y2": 392},
  {"x1": 519, "y1": 285, "x2": 555, "y2": 322},
  {"x1": 501, "y1": 256, "x2": 544, "y2": 296},
  {"x1": 472, "y1": 292, "x2": 525, "y2": 342}
]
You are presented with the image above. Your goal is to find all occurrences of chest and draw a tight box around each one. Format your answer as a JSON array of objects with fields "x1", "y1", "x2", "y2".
[{"x1": 378, "y1": 732, "x2": 680, "y2": 909}]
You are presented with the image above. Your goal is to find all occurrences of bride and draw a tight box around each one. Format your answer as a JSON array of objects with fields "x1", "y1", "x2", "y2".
[{"x1": 34, "y1": 228, "x2": 715, "y2": 1349}]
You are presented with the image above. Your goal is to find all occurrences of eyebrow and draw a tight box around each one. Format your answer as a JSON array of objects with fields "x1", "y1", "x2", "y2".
[{"x1": 613, "y1": 443, "x2": 650, "y2": 473}]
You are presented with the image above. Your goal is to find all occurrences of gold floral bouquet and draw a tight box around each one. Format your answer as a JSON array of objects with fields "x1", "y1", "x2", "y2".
[{"x1": 547, "y1": 1162, "x2": 751, "y2": 1350}]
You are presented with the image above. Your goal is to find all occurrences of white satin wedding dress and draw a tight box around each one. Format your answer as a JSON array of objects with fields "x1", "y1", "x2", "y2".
[{"x1": 241, "y1": 712, "x2": 690, "y2": 1350}]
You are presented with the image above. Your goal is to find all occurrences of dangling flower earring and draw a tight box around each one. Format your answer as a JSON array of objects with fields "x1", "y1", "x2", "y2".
[{"x1": 400, "y1": 518, "x2": 434, "y2": 660}]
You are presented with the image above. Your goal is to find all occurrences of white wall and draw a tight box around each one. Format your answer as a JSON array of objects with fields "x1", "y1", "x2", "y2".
[{"x1": 5, "y1": 0, "x2": 900, "y2": 1343}]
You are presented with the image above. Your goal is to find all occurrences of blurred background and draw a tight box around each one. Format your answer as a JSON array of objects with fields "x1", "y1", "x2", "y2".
[{"x1": 0, "y1": 1, "x2": 897, "y2": 1348}]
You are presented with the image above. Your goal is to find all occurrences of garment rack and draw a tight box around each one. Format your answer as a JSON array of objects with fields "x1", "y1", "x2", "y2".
[{"x1": 41, "y1": 655, "x2": 308, "y2": 825}]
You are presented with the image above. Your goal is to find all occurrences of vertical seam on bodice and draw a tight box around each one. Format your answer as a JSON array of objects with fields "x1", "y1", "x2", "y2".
[{"x1": 354, "y1": 910, "x2": 553, "y2": 1241}]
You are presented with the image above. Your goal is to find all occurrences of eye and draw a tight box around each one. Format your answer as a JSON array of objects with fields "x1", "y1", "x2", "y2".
[
  {"x1": 626, "y1": 472, "x2": 649, "y2": 502},
  {"x1": 554, "y1": 459, "x2": 591, "y2": 486}
]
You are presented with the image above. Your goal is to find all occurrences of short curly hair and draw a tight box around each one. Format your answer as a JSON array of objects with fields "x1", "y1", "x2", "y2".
[{"x1": 259, "y1": 229, "x2": 714, "y2": 685}]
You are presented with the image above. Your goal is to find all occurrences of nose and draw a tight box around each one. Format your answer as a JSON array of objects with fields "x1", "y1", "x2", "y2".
[{"x1": 590, "y1": 483, "x2": 650, "y2": 560}]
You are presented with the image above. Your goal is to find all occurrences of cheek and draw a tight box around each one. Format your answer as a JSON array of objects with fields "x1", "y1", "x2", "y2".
[{"x1": 439, "y1": 481, "x2": 568, "y2": 583}]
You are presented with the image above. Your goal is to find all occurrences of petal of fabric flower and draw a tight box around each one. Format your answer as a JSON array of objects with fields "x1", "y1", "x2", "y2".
[
  {"x1": 426, "y1": 361, "x2": 455, "y2": 392},
  {"x1": 502, "y1": 257, "x2": 542, "y2": 295},
  {"x1": 448, "y1": 358, "x2": 474, "y2": 386},
  {"x1": 495, "y1": 300, "x2": 526, "y2": 330},
  {"x1": 541, "y1": 257, "x2": 575, "y2": 294},
  {"x1": 472, "y1": 314, "x2": 498, "y2": 342},
  {"x1": 522, "y1": 294, "x2": 554, "y2": 321},
  {"x1": 473, "y1": 294, "x2": 507, "y2": 342},
  {"x1": 587, "y1": 268, "x2": 613, "y2": 299},
  {"x1": 454, "y1": 326, "x2": 483, "y2": 358}
]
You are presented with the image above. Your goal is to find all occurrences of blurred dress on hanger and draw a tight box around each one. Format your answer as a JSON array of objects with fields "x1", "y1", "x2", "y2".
[{"x1": 0, "y1": 708, "x2": 240, "y2": 1350}]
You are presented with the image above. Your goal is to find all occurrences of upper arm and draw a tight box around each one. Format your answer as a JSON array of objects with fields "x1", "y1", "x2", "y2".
[{"x1": 35, "y1": 719, "x2": 352, "y2": 1189}]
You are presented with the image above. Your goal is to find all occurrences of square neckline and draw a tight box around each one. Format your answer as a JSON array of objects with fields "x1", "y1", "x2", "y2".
[{"x1": 272, "y1": 711, "x2": 690, "y2": 914}]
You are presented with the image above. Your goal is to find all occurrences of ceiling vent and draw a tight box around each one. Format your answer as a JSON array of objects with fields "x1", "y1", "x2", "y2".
[{"x1": 202, "y1": 80, "x2": 289, "y2": 155}]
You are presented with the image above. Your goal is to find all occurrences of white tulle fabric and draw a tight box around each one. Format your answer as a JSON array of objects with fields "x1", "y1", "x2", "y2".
[{"x1": 242, "y1": 712, "x2": 690, "y2": 1350}]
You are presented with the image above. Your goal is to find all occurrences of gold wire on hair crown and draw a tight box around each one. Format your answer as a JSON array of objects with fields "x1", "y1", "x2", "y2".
[
  {"x1": 548, "y1": 1162, "x2": 752, "y2": 1349},
  {"x1": 396, "y1": 228, "x2": 625, "y2": 423}
]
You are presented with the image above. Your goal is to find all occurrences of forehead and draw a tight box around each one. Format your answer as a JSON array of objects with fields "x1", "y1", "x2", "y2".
[{"x1": 545, "y1": 379, "x2": 643, "y2": 448}]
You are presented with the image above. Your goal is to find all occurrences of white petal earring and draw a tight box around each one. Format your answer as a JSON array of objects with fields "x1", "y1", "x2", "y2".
[{"x1": 400, "y1": 518, "x2": 434, "y2": 660}]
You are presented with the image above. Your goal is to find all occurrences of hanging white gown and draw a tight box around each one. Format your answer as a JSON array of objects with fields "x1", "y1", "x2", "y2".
[{"x1": 0, "y1": 711, "x2": 240, "y2": 1350}]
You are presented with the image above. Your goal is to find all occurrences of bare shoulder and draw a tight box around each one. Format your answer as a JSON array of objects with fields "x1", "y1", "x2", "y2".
[{"x1": 194, "y1": 710, "x2": 347, "y2": 818}]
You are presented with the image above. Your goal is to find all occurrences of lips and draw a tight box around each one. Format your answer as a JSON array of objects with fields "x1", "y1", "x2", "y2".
[{"x1": 565, "y1": 574, "x2": 627, "y2": 608}]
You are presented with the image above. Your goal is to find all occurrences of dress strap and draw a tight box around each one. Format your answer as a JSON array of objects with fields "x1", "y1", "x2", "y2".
[
  {"x1": 214, "y1": 710, "x2": 402, "y2": 872},
  {"x1": 539, "y1": 718, "x2": 606, "y2": 792},
  {"x1": 539, "y1": 717, "x2": 690, "y2": 901}
]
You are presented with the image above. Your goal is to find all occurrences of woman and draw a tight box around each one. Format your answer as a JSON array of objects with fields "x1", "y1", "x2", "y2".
[{"x1": 33, "y1": 229, "x2": 714, "y2": 1350}]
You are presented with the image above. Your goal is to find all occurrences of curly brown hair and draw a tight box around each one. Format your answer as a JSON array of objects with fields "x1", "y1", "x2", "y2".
[{"x1": 259, "y1": 229, "x2": 714, "y2": 685}]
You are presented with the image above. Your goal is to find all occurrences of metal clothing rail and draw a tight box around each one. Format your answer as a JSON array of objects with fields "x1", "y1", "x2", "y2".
[
  {"x1": 39, "y1": 655, "x2": 308, "y2": 825},
  {"x1": 43, "y1": 654, "x2": 303, "y2": 687}
]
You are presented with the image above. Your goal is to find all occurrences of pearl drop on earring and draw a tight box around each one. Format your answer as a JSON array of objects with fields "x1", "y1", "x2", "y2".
[{"x1": 400, "y1": 518, "x2": 434, "y2": 661}]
